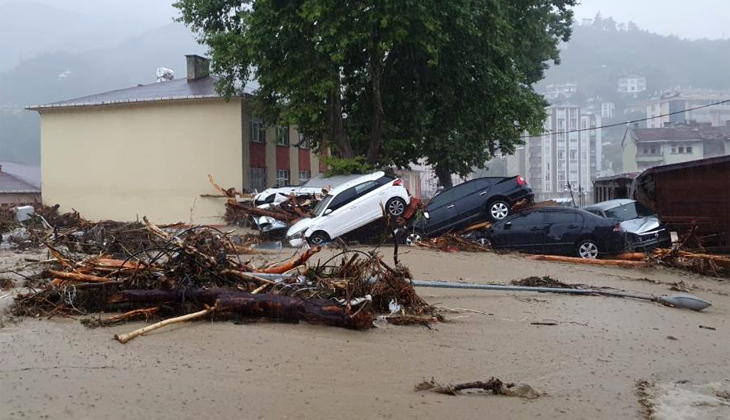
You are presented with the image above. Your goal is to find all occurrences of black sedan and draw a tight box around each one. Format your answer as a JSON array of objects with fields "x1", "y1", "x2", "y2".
[
  {"x1": 412, "y1": 175, "x2": 533, "y2": 239},
  {"x1": 478, "y1": 207, "x2": 626, "y2": 258}
]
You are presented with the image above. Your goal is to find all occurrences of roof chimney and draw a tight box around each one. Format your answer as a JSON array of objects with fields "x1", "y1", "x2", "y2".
[{"x1": 185, "y1": 55, "x2": 210, "y2": 82}]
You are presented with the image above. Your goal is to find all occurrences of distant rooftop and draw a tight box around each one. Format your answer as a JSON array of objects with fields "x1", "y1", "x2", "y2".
[
  {"x1": 633, "y1": 123, "x2": 730, "y2": 142},
  {"x1": 0, "y1": 167, "x2": 40, "y2": 194}
]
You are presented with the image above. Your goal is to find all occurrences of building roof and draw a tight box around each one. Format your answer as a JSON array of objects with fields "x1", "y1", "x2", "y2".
[
  {"x1": 632, "y1": 125, "x2": 730, "y2": 143},
  {"x1": 0, "y1": 170, "x2": 40, "y2": 194},
  {"x1": 26, "y1": 76, "x2": 258, "y2": 110}
]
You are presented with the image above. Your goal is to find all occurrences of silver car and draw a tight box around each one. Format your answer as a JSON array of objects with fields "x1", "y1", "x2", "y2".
[{"x1": 584, "y1": 199, "x2": 672, "y2": 251}]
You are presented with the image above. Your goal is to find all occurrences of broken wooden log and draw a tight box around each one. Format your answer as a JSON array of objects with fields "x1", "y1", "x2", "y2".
[
  {"x1": 528, "y1": 255, "x2": 649, "y2": 268},
  {"x1": 254, "y1": 246, "x2": 321, "y2": 274},
  {"x1": 108, "y1": 287, "x2": 373, "y2": 330},
  {"x1": 44, "y1": 269, "x2": 111, "y2": 283},
  {"x1": 614, "y1": 252, "x2": 647, "y2": 261},
  {"x1": 115, "y1": 305, "x2": 216, "y2": 344}
]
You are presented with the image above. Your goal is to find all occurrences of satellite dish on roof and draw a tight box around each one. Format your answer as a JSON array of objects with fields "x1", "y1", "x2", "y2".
[{"x1": 156, "y1": 67, "x2": 175, "y2": 82}]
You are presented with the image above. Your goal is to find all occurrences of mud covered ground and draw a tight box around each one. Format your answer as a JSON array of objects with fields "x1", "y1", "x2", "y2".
[{"x1": 1, "y1": 246, "x2": 728, "y2": 419}]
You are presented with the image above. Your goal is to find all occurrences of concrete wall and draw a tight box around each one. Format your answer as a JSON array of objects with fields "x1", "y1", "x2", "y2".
[{"x1": 40, "y1": 99, "x2": 243, "y2": 224}]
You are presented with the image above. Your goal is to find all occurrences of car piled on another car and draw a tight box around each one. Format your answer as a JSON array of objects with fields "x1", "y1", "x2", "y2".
[
  {"x1": 584, "y1": 199, "x2": 671, "y2": 251},
  {"x1": 406, "y1": 175, "x2": 533, "y2": 243},
  {"x1": 287, "y1": 171, "x2": 410, "y2": 246}
]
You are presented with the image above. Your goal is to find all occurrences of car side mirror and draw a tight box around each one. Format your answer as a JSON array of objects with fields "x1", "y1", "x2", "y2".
[
  {"x1": 504, "y1": 221, "x2": 512, "y2": 230},
  {"x1": 324, "y1": 209, "x2": 333, "y2": 216}
]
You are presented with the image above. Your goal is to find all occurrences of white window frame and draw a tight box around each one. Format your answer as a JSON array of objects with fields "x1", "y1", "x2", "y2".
[
  {"x1": 251, "y1": 116, "x2": 266, "y2": 143},
  {"x1": 276, "y1": 169, "x2": 290, "y2": 187},
  {"x1": 299, "y1": 170, "x2": 311, "y2": 183},
  {"x1": 276, "y1": 125, "x2": 290, "y2": 146}
]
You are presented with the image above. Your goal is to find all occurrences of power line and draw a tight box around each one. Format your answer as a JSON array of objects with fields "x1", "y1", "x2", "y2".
[{"x1": 520, "y1": 98, "x2": 730, "y2": 140}]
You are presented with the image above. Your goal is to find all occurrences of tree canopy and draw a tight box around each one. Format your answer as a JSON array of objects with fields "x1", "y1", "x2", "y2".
[{"x1": 175, "y1": 0, "x2": 575, "y2": 186}]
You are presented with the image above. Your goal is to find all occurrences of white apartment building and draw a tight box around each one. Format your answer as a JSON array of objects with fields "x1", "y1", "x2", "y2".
[
  {"x1": 522, "y1": 105, "x2": 602, "y2": 203},
  {"x1": 544, "y1": 82, "x2": 578, "y2": 100},
  {"x1": 617, "y1": 73, "x2": 647, "y2": 94}
]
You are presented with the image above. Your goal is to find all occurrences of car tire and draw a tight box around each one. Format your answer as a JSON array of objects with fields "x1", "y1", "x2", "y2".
[
  {"x1": 307, "y1": 231, "x2": 330, "y2": 246},
  {"x1": 386, "y1": 197, "x2": 407, "y2": 217},
  {"x1": 405, "y1": 233, "x2": 422, "y2": 246},
  {"x1": 476, "y1": 237, "x2": 492, "y2": 248},
  {"x1": 488, "y1": 199, "x2": 510, "y2": 221},
  {"x1": 577, "y1": 239, "x2": 599, "y2": 259}
]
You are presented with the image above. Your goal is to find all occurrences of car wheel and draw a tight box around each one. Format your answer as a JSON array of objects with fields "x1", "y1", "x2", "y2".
[
  {"x1": 405, "y1": 233, "x2": 422, "y2": 246},
  {"x1": 476, "y1": 237, "x2": 491, "y2": 248},
  {"x1": 577, "y1": 240, "x2": 599, "y2": 259},
  {"x1": 488, "y1": 200, "x2": 510, "y2": 221},
  {"x1": 386, "y1": 197, "x2": 407, "y2": 217},
  {"x1": 307, "y1": 231, "x2": 330, "y2": 246}
]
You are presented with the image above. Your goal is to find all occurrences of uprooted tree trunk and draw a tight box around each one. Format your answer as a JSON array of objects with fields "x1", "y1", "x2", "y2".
[{"x1": 108, "y1": 288, "x2": 373, "y2": 330}]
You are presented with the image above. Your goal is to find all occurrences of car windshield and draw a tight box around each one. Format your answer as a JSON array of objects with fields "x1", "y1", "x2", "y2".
[
  {"x1": 604, "y1": 202, "x2": 655, "y2": 221},
  {"x1": 313, "y1": 195, "x2": 334, "y2": 217}
]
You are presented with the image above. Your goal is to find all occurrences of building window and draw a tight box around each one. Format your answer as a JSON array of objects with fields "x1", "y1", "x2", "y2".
[
  {"x1": 686, "y1": 146, "x2": 693, "y2": 153},
  {"x1": 250, "y1": 116, "x2": 266, "y2": 143},
  {"x1": 250, "y1": 167, "x2": 267, "y2": 192},
  {"x1": 276, "y1": 169, "x2": 290, "y2": 187},
  {"x1": 299, "y1": 171, "x2": 311, "y2": 183},
  {"x1": 570, "y1": 150, "x2": 577, "y2": 160},
  {"x1": 650, "y1": 146, "x2": 657, "y2": 154},
  {"x1": 671, "y1": 146, "x2": 677, "y2": 154},
  {"x1": 678, "y1": 146, "x2": 685, "y2": 153},
  {"x1": 297, "y1": 133, "x2": 309, "y2": 149},
  {"x1": 276, "y1": 125, "x2": 290, "y2": 146}
]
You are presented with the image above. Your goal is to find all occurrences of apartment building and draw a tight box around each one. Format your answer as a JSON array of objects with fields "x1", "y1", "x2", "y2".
[
  {"x1": 645, "y1": 89, "x2": 730, "y2": 128},
  {"x1": 617, "y1": 73, "x2": 647, "y2": 95},
  {"x1": 522, "y1": 105, "x2": 602, "y2": 203}
]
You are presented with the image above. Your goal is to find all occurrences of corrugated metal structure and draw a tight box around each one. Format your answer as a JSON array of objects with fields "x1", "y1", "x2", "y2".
[{"x1": 632, "y1": 155, "x2": 730, "y2": 246}]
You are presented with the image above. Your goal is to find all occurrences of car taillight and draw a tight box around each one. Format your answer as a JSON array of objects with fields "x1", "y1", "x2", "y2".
[
  {"x1": 393, "y1": 179, "x2": 403, "y2": 187},
  {"x1": 516, "y1": 175, "x2": 526, "y2": 186},
  {"x1": 613, "y1": 222, "x2": 621, "y2": 232}
]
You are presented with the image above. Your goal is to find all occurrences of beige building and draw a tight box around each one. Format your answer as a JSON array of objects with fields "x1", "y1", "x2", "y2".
[
  {"x1": 27, "y1": 55, "x2": 323, "y2": 224},
  {"x1": 621, "y1": 122, "x2": 730, "y2": 172},
  {"x1": 645, "y1": 89, "x2": 730, "y2": 129}
]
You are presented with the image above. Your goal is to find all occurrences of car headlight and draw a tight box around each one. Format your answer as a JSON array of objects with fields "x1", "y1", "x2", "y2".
[
  {"x1": 424, "y1": 212, "x2": 430, "y2": 219},
  {"x1": 288, "y1": 230, "x2": 305, "y2": 240}
]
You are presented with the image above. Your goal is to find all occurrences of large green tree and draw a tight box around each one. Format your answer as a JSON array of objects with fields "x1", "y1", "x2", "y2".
[{"x1": 175, "y1": 0, "x2": 575, "y2": 187}]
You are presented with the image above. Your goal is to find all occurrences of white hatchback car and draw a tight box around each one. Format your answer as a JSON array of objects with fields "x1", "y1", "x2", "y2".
[{"x1": 286, "y1": 171, "x2": 410, "y2": 246}]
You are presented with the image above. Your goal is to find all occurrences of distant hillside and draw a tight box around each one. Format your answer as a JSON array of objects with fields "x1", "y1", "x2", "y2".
[
  {"x1": 0, "y1": 23, "x2": 205, "y2": 164},
  {"x1": 0, "y1": 1, "x2": 158, "y2": 72},
  {"x1": 541, "y1": 22, "x2": 730, "y2": 101}
]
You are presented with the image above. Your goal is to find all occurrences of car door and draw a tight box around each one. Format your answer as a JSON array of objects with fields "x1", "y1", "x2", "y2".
[
  {"x1": 454, "y1": 179, "x2": 491, "y2": 226},
  {"x1": 322, "y1": 187, "x2": 357, "y2": 238},
  {"x1": 424, "y1": 187, "x2": 462, "y2": 236},
  {"x1": 496, "y1": 210, "x2": 546, "y2": 252},
  {"x1": 348, "y1": 180, "x2": 384, "y2": 227},
  {"x1": 543, "y1": 209, "x2": 584, "y2": 254}
]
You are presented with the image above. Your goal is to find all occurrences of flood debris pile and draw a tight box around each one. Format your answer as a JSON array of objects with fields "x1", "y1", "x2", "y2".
[
  {"x1": 12, "y1": 217, "x2": 434, "y2": 341},
  {"x1": 651, "y1": 248, "x2": 730, "y2": 278},
  {"x1": 209, "y1": 175, "x2": 321, "y2": 229}
]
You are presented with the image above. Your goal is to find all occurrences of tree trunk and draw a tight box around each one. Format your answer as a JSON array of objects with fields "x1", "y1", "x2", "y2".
[
  {"x1": 328, "y1": 76, "x2": 353, "y2": 158},
  {"x1": 108, "y1": 288, "x2": 373, "y2": 330},
  {"x1": 435, "y1": 165, "x2": 453, "y2": 189},
  {"x1": 366, "y1": 47, "x2": 384, "y2": 164}
]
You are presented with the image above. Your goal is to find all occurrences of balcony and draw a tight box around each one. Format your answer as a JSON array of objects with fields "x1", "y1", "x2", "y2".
[{"x1": 636, "y1": 153, "x2": 664, "y2": 163}]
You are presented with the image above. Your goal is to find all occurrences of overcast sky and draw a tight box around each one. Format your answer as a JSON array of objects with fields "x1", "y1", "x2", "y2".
[
  {"x1": 3, "y1": 0, "x2": 729, "y2": 40},
  {"x1": 573, "y1": 0, "x2": 729, "y2": 40}
]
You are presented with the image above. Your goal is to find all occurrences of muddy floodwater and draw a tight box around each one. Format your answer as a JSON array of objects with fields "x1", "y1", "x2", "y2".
[{"x1": 1, "y1": 247, "x2": 729, "y2": 419}]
